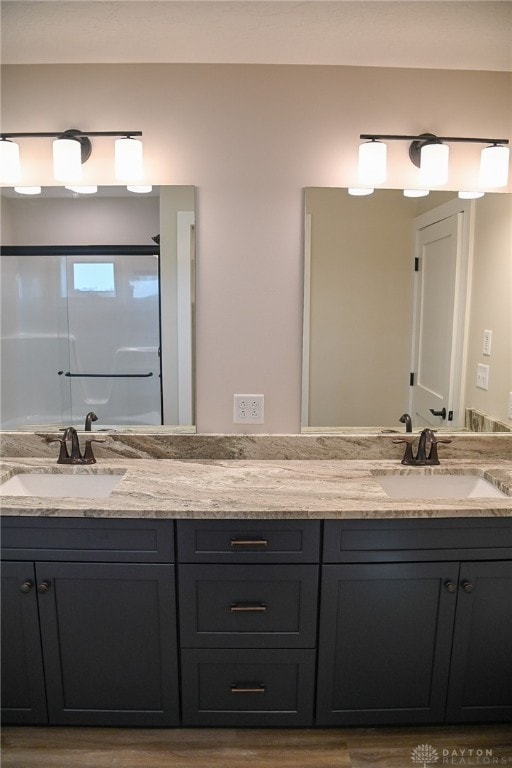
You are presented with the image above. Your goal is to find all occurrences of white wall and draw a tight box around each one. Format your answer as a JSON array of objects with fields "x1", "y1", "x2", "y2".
[
  {"x1": 1, "y1": 195, "x2": 159, "y2": 245},
  {"x1": 2, "y1": 64, "x2": 511, "y2": 432},
  {"x1": 465, "y1": 194, "x2": 512, "y2": 424}
]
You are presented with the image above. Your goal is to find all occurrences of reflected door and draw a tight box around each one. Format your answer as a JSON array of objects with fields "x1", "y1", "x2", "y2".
[
  {"x1": 410, "y1": 212, "x2": 466, "y2": 428},
  {"x1": 63, "y1": 252, "x2": 161, "y2": 426}
]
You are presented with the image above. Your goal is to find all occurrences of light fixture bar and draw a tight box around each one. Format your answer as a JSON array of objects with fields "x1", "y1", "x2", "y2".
[
  {"x1": 360, "y1": 134, "x2": 509, "y2": 145},
  {"x1": 0, "y1": 131, "x2": 143, "y2": 139}
]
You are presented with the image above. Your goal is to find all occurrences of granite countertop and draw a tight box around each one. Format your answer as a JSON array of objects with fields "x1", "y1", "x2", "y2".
[{"x1": 1, "y1": 458, "x2": 512, "y2": 519}]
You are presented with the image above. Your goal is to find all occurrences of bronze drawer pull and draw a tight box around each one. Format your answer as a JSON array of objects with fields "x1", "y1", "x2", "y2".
[
  {"x1": 230, "y1": 538, "x2": 268, "y2": 548},
  {"x1": 230, "y1": 684, "x2": 266, "y2": 694},
  {"x1": 230, "y1": 602, "x2": 267, "y2": 612}
]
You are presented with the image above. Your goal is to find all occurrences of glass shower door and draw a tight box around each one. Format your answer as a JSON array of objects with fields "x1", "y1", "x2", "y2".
[{"x1": 63, "y1": 252, "x2": 161, "y2": 426}]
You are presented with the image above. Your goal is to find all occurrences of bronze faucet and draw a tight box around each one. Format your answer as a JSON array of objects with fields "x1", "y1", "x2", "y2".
[
  {"x1": 84, "y1": 411, "x2": 98, "y2": 431},
  {"x1": 399, "y1": 413, "x2": 412, "y2": 433},
  {"x1": 394, "y1": 427, "x2": 451, "y2": 466},
  {"x1": 45, "y1": 426, "x2": 104, "y2": 465}
]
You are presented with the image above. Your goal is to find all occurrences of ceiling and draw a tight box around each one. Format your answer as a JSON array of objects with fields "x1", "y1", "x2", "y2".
[{"x1": 1, "y1": 0, "x2": 511, "y2": 70}]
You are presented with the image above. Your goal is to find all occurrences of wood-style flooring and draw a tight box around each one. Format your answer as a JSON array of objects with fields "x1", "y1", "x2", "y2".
[{"x1": 2, "y1": 724, "x2": 512, "y2": 768}]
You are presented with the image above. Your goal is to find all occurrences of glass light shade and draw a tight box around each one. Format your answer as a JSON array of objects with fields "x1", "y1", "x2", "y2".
[
  {"x1": 65, "y1": 185, "x2": 98, "y2": 194},
  {"x1": 14, "y1": 186, "x2": 41, "y2": 195},
  {"x1": 479, "y1": 145, "x2": 510, "y2": 188},
  {"x1": 358, "y1": 141, "x2": 387, "y2": 185},
  {"x1": 403, "y1": 189, "x2": 429, "y2": 198},
  {"x1": 115, "y1": 137, "x2": 143, "y2": 181},
  {"x1": 419, "y1": 142, "x2": 449, "y2": 186},
  {"x1": 53, "y1": 138, "x2": 82, "y2": 182},
  {"x1": 127, "y1": 185, "x2": 152, "y2": 193},
  {"x1": 0, "y1": 139, "x2": 21, "y2": 183},
  {"x1": 458, "y1": 190, "x2": 485, "y2": 199},
  {"x1": 348, "y1": 187, "x2": 374, "y2": 196}
]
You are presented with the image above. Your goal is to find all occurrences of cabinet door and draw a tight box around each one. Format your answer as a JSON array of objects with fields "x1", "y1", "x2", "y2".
[
  {"x1": 1, "y1": 562, "x2": 48, "y2": 724},
  {"x1": 35, "y1": 562, "x2": 179, "y2": 726},
  {"x1": 316, "y1": 562, "x2": 459, "y2": 725},
  {"x1": 446, "y1": 560, "x2": 512, "y2": 723}
]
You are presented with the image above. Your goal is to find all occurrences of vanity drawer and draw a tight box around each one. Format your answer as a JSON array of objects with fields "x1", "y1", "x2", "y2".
[
  {"x1": 0, "y1": 517, "x2": 175, "y2": 563},
  {"x1": 323, "y1": 519, "x2": 512, "y2": 563},
  {"x1": 178, "y1": 563, "x2": 318, "y2": 647},
  {"x1": 176, "y1": 519, "x2": 320, "y2": 563},
  {"x1": 180, "y1": 648, "x2": 316, "y2": 726}
]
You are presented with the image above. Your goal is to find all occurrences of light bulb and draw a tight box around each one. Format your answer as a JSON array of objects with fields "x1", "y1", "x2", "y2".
[
  {"x1": 458, "y1": 190, "x2": 485, "y2": 199},
  {"x1": 479, "y1": 144, "x2": 510, "y2": 188},
  {"x1": 53, "y1": 138, "x2": 82, "y2": 182},
  {"x1": 419, "y1": 142, "x2": 449, "y2": 186},
  {"x1": 14, "y1": 186, "x2": 41, "y2": 195},
  {"x1": 348, "y1": 187, "x2": 374, "y2": 196},
  {"x1": 358, "y1": 140, "x2": 387, "y2": 185},
  {"x1": 403, "y1": 189, "x2": 429, "y2": 198},
  {"x1": 0, "y1": 139, "x2": 21, "y2": 183},
  {"x1": 127, "y1": 185, "x2": 152, "y2": 193},
  {"x1": 115, "y1": 137, "x2": 143, "y2": 181},
  {"x1": 65, "y1": 185, "x2": 98, "y2": 194}
]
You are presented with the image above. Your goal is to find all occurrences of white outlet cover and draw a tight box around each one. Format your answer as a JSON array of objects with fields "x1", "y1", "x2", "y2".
[
  {"x1": 476, "y1": 363, "x2": 490, "y2": 390},
  {"x1": 233, "y1": 394, "x2": 264, "y2": 424}
]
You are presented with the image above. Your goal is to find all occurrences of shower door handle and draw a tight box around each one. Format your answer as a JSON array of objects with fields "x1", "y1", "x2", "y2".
[{"x1": 58, "y1": 371, "x2": 154, "y2": 378}]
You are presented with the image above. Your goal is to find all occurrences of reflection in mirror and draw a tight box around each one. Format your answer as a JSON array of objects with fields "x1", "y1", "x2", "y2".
[
  {"x1": 302, "y1": 189, "x2": 511, "y2": 433},
  {"x1": 0, "y1": 186, "x2": 196, "y2": 432}
]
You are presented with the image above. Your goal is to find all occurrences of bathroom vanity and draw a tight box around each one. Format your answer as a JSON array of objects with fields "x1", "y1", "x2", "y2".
[{"x1": 1, "y1": 446, "x2": 512, "y2": 729}]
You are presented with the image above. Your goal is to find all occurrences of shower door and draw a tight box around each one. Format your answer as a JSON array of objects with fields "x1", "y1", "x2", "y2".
[
  {"x1": 0, "y1": 247, "x2": 162, "y2": 429},
  {"x1": 63, "y1": 249, "x2": 161, "y2": 426}
]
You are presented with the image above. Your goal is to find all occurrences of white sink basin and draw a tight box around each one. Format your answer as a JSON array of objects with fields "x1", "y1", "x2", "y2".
[
  {"x1": 376, "y1": 473, "x2": 507, "y2": 500},
  {"x1": 0, "y1": 472, "x2": 123, "y2": 498}
]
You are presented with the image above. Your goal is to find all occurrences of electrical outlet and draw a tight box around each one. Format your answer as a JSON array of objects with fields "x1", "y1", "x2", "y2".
[
  {"x1": 233, "y1": 394, "x2": 264, "y2": 424},
  {"x1": 483, "y1": 329, "x2": 492, "y2": 356},
  {"x1": 476, "y1": 364, "x2": 490, "y2": 390}
]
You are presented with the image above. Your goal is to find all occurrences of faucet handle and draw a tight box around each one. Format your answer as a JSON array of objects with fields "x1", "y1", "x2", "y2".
[
  {"x1": 82, "y1": 438, "x2": 106, "y2": 464},
  {"x1": 393, "y1": 438, "x2": 415, "y2": 465},
  {"x1": 44, "y1": 436, "x2": 70, "y2": 462},
  {"x1": 427, "y1": 436, "x2": 452, "y2": 465}
]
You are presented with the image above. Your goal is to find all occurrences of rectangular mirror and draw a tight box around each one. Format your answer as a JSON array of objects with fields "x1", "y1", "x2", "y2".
[
  {"x1": 0, "y1": 186, "x2": 195, "y2": 432},
  {"x1": 302, "y1": 188, "x2": 511, "y2": 433}
]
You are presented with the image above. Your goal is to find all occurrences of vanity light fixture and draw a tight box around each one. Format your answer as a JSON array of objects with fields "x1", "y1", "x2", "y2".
[
  {"x1": 359, "y1": 133, "x2": 510, "y2": 189},
  {"x1": 0, "y1": 129, "x2": 144, "y2": 184}
]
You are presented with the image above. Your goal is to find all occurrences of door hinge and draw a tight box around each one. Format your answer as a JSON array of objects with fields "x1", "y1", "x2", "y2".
[
  {"x1": 414, "y1": 257, "x2": 420, "y2": 272},
  {"x1": 409, "y1": 372, "x2": 415, "y2": 386}
]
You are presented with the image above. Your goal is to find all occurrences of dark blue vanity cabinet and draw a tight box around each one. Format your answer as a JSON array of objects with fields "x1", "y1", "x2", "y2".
[
  {"x1": 1, "y1": 517, "x2": 179, "y2": 726},
  {"x1": 176, "y1": 520, "x2": 320, "y2": 726},
  {"x1": 316, "y1": 519, "x2": 512, "y2": 726},
  {"x1": 2, "y1": 515, "x2": 511, "y2": 728}
]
